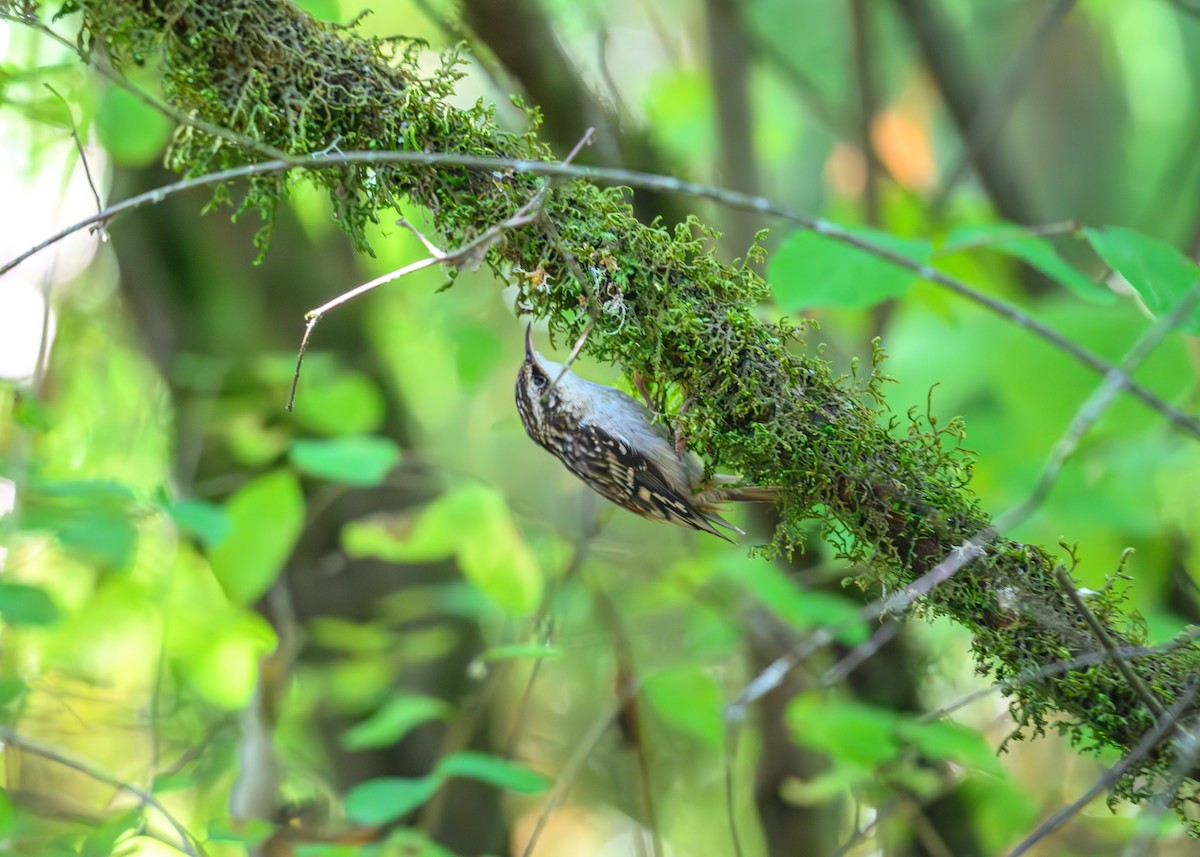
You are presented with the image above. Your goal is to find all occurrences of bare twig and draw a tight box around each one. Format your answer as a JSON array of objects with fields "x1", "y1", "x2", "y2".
[
  {"x1": 0, "y1": 727, "x2": 200, "y2": 857},
  {"x1": 919, "y1": 632, "x2": 1200, "y2": 725},
  {"x1": 723, "y1": 721, "x2": 746, "y2": 857},
  {"x1": 934, "y1": 219, "x2": 1082, "y2": 256},
  {"x1": 727, "y1": 533, "x2": 991, "y2": 720},
  {"x1": 286, "y1": 129, "x2": 596, "y2": 410},
  {"x1": 517, "y1": 698, "x2": 631, "y2": 857},
  {"x1": 997, "y1": 283, "x2": 1200, "y2": 532},
  {"x1": 1004, "y1": 678, "x2": 1200, "y2": 857},
  {"x1": 820, "y1": 619, "x2": 902, "y2": 688},
  {"x1": 1054, "y1": 565, "x2": 1184, "y2": 740},
  {"x1": 43, "y1": 83, "x2": 108, "y2": 241}
]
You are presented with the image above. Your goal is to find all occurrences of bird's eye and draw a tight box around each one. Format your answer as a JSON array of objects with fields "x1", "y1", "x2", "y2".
[{"x1": 531, "y1": 373, "x2": 547, "y2": 391}]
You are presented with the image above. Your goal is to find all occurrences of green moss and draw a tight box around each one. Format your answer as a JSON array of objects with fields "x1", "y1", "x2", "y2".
[{"x1": 43, "y1": 0, "x2": 1200, "y2": 822}]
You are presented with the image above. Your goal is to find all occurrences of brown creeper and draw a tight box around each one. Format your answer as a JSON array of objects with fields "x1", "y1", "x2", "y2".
[{"x1": 515, "y1": 325, "x2": 775, "y2": 540}]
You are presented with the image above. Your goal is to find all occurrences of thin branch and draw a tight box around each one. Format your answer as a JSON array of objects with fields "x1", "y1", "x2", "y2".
[
  {"x1": 727, "y1": 533, "x2": 991, "y2": 721},
  {"x1": 933, "y1": 219, "x2": 1082, "y2": 256},
  {"x1": 919, "y1": 631, "x2": 1200, "y2": 725},
  {"x1": 1005, "y1": 678, "x2": 1200, "y2": 857},
  {"x1": 820, "y1": 619, "x2": 902, "y2": 688},
  {"x1": 517, "y1": 698, "x2": 631, "y2": 857},
  {"x1": 1054, "y1": 565, "x2": 1184, "y2": 741},
  {"x1": 1121, "y1": 717, "x2": 1200, "y2": 857},
  {"x1": 722, "y1": 721, "x2": 746, "y2": 857},
  {"x1": 5, "y1": 148, "x2": 1199, "y2": 440},
  {"x1": 286, "y1": 129, "x2": 595, "y2": 410},
  {"x1": 0, "y1": 727, "x2": 200, "y2": 857},
  {"x1": 43, "y1": 83, "x2": 108, "y2": 241},
  {"x1": 997, "y1": 283, "x2": 1200, "y2": 532}
]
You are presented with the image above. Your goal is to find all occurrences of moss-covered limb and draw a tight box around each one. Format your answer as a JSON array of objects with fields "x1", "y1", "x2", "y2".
[{"x1": 44, "y1": 0, "x2": 1200, "y2": 810}]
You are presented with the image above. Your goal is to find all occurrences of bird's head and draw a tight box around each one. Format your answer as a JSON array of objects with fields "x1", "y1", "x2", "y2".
[{"x1": 515, "y1": 323, "x2": 565, "y2": 442}]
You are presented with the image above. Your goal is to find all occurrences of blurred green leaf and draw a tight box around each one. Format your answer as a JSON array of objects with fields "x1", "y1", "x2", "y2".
[
  {"x1": 1085, "y1": 227, "x2": 1200, "y2": 333},
  {"x1": 0, "y1": 584, "x2": 59, "y2": 626},
  {"x1": 734, "y1": 560, "x2": 866, "y2": 644},
  {"x1": 206, "y1": 817, "x2": 275, "y2": 845},
  {"x1": 771, "y1": 228, "x2": 930, "y2": 310},
  {"x1": 787, "y1": 696, "x2": 903, "y2": 766},
  {"x1": 82, "y1": 808, "x2": 141, "y2": 857},
  {"x1": 152, "y1": 772, "x2": 196, "y2": 793},
  {"x1": 210, "y1": 470, "x2": 305, "y2": 605},
  {"x1": 942, "y1": 224, "x2": 1110, "y2": 303},
  {"x1": 341, "y1": 694, "x2": 453, "y2": 750},
  {"x1": 451, "y1": 484, "x2": 542, "y2": 613},
  {"x1": 22, "y1": 479, "x2": 138, "y2": 571},
  {"x1": 290, "y1": 435, "x2": 401, "y2": 486},
  {"x1": 479, "y1": 642, "x2": 563, "y2": 662},
  {"x1": 436, "y1": 751, "x2": 551, "y2": 794},
  {"x1": 643, "y1": 667, "x2": 724, "y2": 747},
  {"x1": 167, "y1": 498, "x2": 231, "y2": 548},
  {"x1": 342, "y1": 517, "x2": 434, "y2": 563},
  {"x1": 344, "y1": 776, "x2": 439, "y2": 826},
  {"x1": 293, "y1": 372, "x2": 386, "y2": 436},
  {"x1": 898, "y1": 719, "x2": 1000, "y2": 774},
  {"x1": 780, "y1": 763, "x2": 872, "y2": 804},
  {"x1": 344, "y1": 485, "x2": 541, "y2": 612},
  {"x1": 95, "y1": 85, "x2": 172, "y2": 166}
]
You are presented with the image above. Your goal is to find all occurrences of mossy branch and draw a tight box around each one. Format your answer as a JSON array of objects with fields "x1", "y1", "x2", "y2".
[{"x1": 29, "y1": 0, "x2": 1200, "y2": 817}]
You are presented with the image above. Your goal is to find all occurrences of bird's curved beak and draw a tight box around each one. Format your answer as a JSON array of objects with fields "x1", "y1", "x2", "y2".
[{"x1": 524, "y1": 322, "x2": 536, "y2": 362}]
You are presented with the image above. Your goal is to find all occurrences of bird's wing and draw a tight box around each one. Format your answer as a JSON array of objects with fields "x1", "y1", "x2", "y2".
[{"x1": 558, "y1": 422, "x2": 733, "y2": 541}]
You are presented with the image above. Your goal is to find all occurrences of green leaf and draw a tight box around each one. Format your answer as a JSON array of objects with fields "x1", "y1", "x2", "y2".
[
  {"x1": 941, "y1": 224, "x2": 1110, "y2": 303},
  {"x1": 293, "y1": 372, "x2": 385, "y2": 436},
  {"x1": 770, "y1": 228, "x2": 931, "y2": 310},
  {"x1": 22, "y1": 479, "x2": 138, "y2": 571},
  {"x1": 734, "y1": 560, "x2": 866, "y2": 644},
  {"x1": 0, "y1": 584, "x2": 59, "y2": 626},
  {"x1": 290, "y1": 436, "x2": 401, "y2": 486},
  {"x1": 478, "y1": 642, "x2": 563, "y2": 663},
  {"x1": 898, "y1": 719, "x2": 1000, "y2": 774},
  {"x1": 344, "y1": 485, "x2": 542, "y2": 612},
  {"x1": 436, "y1": 751, "x2": 551, "y2": 794},
  {"x1": 643, "y1": 667, "x2": 725, "y2": 747},
  {"x1": 787, "y1": 696, "x2": 903, "y2": 766},
  {"x1": 167, "y1": 498, "x2": 231, "y2": 548},
  {"x1": 82, "y1": 808, "x2": 141, "y2": 857},
  {"x1": 452, "y1": 485, "x2": 542, "y2": 614},
  {"x1": 344, "y1": 776, "x2": 439, "y2": 826},
  {"x1": 341, "y1": 695, "x2": 453, "y2": 751},
  {"x1": 210, "y1": 470, "x2": 305, "y2": 605},
  {"x1": 1085, "y1": 226, "x2": 1200, "y2": 333},
  {"x1": 95, "y1": 85, "x2": 172, "y2": 167}
]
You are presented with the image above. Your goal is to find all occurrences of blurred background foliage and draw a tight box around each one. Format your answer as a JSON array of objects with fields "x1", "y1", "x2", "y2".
[{"x1": 0, "y1": 0, "x2": 1199, "y2": 855}]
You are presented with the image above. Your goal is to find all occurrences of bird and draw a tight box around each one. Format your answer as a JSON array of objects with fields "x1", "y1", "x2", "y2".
[{"x1": 514, "y1": 324, "x2": 776, "y2": 540}]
